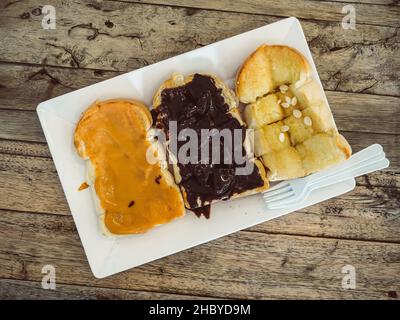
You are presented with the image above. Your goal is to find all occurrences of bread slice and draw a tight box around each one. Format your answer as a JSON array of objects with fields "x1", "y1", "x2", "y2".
[
  {"x1": 152, "y1": 73, "x2": 269, "y2": 210},
  {"x1": 236, "y1": 45, "x2": 311, "y2": 104},
  {"x1": 74, "y1": 99, "x2": 185, "y2": 235},
  {"x1": 236, "y1": 45, "x2": 351, "y2": 181}
]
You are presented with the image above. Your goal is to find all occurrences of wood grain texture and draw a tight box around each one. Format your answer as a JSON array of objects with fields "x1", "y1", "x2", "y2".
[
  {"x1": 1, "y1": 94, "x2": 399, "y2": 147},
  {"x1": 249, "y1": 181, "x2": 400, "y2": 242},
  {"x1": 0, "y1": 152, "x2": 398, "y2": 242},
  {"x1": 1, "y1": 98, "x2": 399, "y2": 144},
  {"x1": 1, "y1": 63, "x2": 400, "y2": 116},
  {"x1": 1, "y1": 131, "x2": 399, "y2": 170},
  {"x1": 0, "y1": 110, "x2": 44, "y2": 142},
  {"x1": 0, "y1": 278, "x2": 212, "y2": 299},
  {"x1": 0, "y1": 1, "x2": 399, "y2": 96},
  {"x1": 0, "y1": 209, "x2": 399, "y2": 299},
  {"x1": 128, "y1": 0, "x2": 400, "y2": 27},
  {"x1": 0, "y1": 63, "x2": 119, "y2": 111},
  {"x1": 0, "y1": 0, "x2": 399, "y2": 300}
]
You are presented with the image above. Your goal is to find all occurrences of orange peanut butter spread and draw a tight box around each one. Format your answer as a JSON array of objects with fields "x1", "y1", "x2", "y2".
[{"x1": 74, "y1": 99, "x2": 185, "y2": 235}]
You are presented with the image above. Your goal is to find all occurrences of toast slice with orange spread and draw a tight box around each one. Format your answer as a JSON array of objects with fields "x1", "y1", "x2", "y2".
[{"x1": 74, "y1": 99, "x2": 185, "y2": 235}]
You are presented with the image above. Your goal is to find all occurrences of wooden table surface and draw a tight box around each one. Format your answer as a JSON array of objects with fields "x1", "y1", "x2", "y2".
[{"x1": 0, "y1": 0, "x2": 399, "y2": 300}]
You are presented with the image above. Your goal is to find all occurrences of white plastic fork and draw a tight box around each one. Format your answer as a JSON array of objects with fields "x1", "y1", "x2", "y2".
[{"x1": 263, "y1": 144, "x2": 389, "y2": 209}]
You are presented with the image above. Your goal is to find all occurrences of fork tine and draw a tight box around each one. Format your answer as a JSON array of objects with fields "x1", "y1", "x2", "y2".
[
  {"x1": 268, "y1": 198, "x2": 298, "y2": 209},
  {"x1": 264, "y1": 189, "x2": 294, "y2": 203},
  {"x1": 263, "y1": 185, "x2": 292, "y2": 200},
  {"x1": 265, "y1": 192, "x2": 296, "y2": 209}
]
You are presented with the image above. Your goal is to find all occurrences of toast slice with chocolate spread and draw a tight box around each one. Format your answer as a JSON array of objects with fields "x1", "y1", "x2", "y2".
[{"x1": 151, "y1": 73, "x2": 269, "y2": 216}]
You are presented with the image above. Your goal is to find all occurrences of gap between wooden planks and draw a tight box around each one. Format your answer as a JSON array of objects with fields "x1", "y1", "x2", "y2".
[{"x1": 0, "y1": 1, "x2": 399, "y2": 96}]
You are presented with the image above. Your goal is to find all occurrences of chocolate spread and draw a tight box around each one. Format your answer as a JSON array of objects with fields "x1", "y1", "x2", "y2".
[{"x1": 151, "y1": 74, "x2": 265, "y2": 217}]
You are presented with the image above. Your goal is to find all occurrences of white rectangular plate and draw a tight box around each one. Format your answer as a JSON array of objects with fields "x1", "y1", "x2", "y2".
[{"x1": 37, "y1": 17, "x2": 355, "y2": 278}]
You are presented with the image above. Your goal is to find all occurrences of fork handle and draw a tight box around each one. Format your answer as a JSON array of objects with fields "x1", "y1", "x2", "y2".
[
  {"x1": 306, "y1": 144, "x2": 384, "y2": 186},
  {"x1": 308, "y1": 156, "x2": 389, "y2": 191}
]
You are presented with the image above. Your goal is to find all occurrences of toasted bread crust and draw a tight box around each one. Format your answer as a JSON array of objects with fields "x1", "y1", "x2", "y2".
[{"x1": 236, "y1": 45, "x2": 311, "y2": 104}]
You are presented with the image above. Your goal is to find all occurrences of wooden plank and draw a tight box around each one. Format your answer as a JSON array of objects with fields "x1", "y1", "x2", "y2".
[
  {"x1": 124, "y1": 0, "x2": 400, "y2": 27},
  {"x1": 2, "y1": 63, "x2": 400, "y2": 115},
  {"x1": 0, "y1": 152, "x2": 398, "y2": 242},
  {"x1": 0, "y1": 278, "x2": 211, "y2": 299},
  {"x1": 0, "y1": 210, "x2": 398, "y2": 299},
  {"x1": 326, "y1": 92, "x2": 400, "y2": 135},
  {"x1": 0, "y1": 63, "x2": 118, "y2": 111},
  {"x1": 0, "y1": 154, "x2": 69, "y2": 215},
  {"x1": 0, "y1": 110, "x2": 44, "y2": 142},
  {"x1": 1, "y1": 88, "x2": 399, "y2": 143},
  {"x1": 0, "y1": 104, "x2": 398, "y2": 147},
  {"x1": 249, "y1": 182, "x2": 400, "y2": 242},
  {"x1": 0, "y1": 130, "x2": 398, "y2": 169},
  {"x1": 0, "y1": 132, "x2": 398, "y2": 171},
  {"x1": 0, "y1": 1, "x2": 399, "y2": 96},
  {"x1": 341, "y1": 131, "x2": 400, "y2": 171}
]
